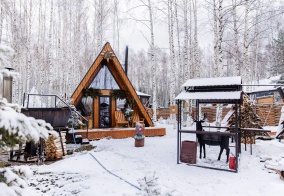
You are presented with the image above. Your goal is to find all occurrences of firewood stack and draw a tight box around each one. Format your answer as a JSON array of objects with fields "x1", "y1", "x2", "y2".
[
  {"x1": 228, "y1": 93, "x2": 269, "y2": 144},
  {"x1": 45, "y1": 132, "x2": 67, "y2": 160}
]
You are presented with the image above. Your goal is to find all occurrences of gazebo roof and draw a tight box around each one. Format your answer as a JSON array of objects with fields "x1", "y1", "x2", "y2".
[
  {"x1": 176, "y1": 76, "x2": 242, "y2": 104},
  {"x1": 181, "y1": 76, "x2": 242, "y2": 87}
]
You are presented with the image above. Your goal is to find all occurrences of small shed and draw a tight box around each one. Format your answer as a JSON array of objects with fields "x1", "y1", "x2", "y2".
[
  {"x1": 71, "y1": 43, "x2": 153, "y2": 128},
  {"x1": 175, "y1": 76, "x2": 242, "y2": 172}
]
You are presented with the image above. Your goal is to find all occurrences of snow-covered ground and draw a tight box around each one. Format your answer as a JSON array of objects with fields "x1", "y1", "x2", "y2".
[{"x1": 27, "y1": 123, "x2": 284, "y2": 196}]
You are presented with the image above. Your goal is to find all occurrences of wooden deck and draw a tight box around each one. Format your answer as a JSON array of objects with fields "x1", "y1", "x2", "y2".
[{"x1": 75, "y1": 127, "x2": 166, "y2": 140}]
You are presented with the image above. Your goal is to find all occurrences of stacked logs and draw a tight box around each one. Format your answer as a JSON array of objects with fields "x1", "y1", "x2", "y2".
[
  {"x1": 228, "y1": 93, "x2": 269, "y2": 144},
  {"x1": 45, "y1": 132, "x2": 67, "y2": 160}
]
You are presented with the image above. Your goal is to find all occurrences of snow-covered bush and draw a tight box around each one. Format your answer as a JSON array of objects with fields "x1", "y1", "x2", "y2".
[
  {"x1": 0, "y1": 97, "x2": 57, "y2": 195},
  {"x1": 0, "y1": 166, "x2": 34, "y2": 196},
  {"x1": 137, "y1": 173, "x2": 161, "y2": 196},
  {"x1": 0, "y1": 65, "x2": 56, "y2": 195},
  {"x1": 0, "y1": 98, "x2": 55, "y2": 150}
]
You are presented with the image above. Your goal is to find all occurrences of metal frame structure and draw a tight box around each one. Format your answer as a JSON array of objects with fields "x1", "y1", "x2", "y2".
[{"x1": 176, "y1": 76, "x2": 242, "y2": 173}]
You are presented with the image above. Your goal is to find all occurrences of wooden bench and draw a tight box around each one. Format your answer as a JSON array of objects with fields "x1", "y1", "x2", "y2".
[
  {"x1": 132, "y1": 110, "x2": 144, "y2": 127},
  {"x1": 115, "y1": 111, "x2": 129, "y2": 128}
]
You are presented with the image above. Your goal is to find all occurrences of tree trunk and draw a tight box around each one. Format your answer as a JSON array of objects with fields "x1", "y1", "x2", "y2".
[
  {"x1": 193, "y1": 0, "x2": 199, "y2": 77},
  {"x1": 232, "y1": 0, "x2": 240, "y2": 76},
  {"x1": 48, "y1": 0, "x2": 54, "y2": 106},
  {"x1": 243, "y1": 0, "x2": 250, "y2": 91},
  {"x1": 183, "y1": 0, "x2": 189, "y2": 81},
  {"x1": 213, "y1": 0, "x2": 219, "y2": 77},
  {"x1": 148, "y1": 0, "x2": 157, "y2": 122},
  {"x1": 175, "y1": 0, "x2": 182, "y2": 88}
]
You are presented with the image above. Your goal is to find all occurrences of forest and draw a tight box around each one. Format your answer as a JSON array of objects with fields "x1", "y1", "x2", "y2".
[{"x1": 0, "y1": 0, "x2": 283, "y2": 108}]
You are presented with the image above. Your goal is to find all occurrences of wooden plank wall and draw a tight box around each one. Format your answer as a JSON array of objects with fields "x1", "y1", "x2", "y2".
[
  {"x1": 155, "y1": 105, "x2": 283, "y2": 126},
  {"x1": 252, "y1": 104, "x2": 283, "y2": 126}
]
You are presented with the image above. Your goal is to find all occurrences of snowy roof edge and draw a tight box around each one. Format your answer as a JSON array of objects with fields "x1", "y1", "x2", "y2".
[
  {"x1": 182, "y1": 76, "x2": 242, "y2": 87},
  {"x1": 175, "y1": 91, "x2": 242, "y2": 100}
]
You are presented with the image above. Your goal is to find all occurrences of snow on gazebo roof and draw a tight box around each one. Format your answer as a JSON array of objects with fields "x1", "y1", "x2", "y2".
[
  {"x1": 181, "y1": 76, "x2": 242, "y2": 87},
  {"x1": 175, "y1": 91, "x2": 242, "y2": 100},
  {"x1": 176, "y1": 76, "x2": 242, "y2": 103}
]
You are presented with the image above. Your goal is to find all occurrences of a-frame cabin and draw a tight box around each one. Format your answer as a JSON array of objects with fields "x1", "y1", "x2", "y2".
[{"x1": 71, "y1": 42, "x2": 153, "y2": 129}]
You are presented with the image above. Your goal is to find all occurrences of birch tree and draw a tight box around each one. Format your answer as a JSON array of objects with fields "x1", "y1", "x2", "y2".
[
  {"x1": 48, "y1": 0, "x2": 54, "y2": 106},
  {"x1": 148, "y1": 0, "x2": 157, "y2": 122},
  {"x1": 175, "y1": 0, "x2": 182, "y2": 88},
  {"x1": 243, "y1": 0, "x2": 250, "y2": 89},
  {"x1": 0, "y1": 5, "x2": 4, "y2": 44},
  {"x1": 168, "y1": 0, "x2": 176, "y2": 106},
  {"x1": 232, "y1": 0, "x2": 240, "y2": 76},
  {"x1": 183, "y1": 0, "x2": 189, "y2": 81},
  {"x1": 192, "y1": 0, "x2": 200, "y2": 77},
  {"x1": 213, "y1": 0, "x2": 219, "y2": 77}
]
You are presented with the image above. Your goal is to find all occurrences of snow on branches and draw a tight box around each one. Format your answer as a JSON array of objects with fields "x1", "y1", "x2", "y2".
[
  {"x1": 0, "y1": 166, "x2": 34, "y2": 196},
  {"x1": 0, "y1": 98, "x2": 56, "y2": 150}
]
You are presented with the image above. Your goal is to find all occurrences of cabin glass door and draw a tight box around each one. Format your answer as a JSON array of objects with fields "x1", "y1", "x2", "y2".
[{"x1": 99, "y1": 96, "x2": 111, "y2": 128}]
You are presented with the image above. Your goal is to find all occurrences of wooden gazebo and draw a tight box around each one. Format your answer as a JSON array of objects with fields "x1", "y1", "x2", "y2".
[
  {"x1": 71, "y1": 42, "x2": 153, "y2": 129},
  {"x1": 175, "y1": 76, "x2": 243, "y2": 172}
]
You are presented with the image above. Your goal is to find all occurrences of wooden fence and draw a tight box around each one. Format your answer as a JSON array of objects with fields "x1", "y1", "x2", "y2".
[{"x1": 155, "y1": 104, "x2": 283, "y2": 126}]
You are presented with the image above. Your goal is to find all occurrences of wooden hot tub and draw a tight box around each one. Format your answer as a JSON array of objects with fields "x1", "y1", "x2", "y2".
[{"x1": 21, "y1": 107, "x2": 70, "y2": 128}]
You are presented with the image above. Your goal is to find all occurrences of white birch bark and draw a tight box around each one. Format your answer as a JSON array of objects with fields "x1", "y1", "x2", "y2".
[
  {"x1": 57, "y1": 1, "x2": 63, "y2": 96},
  {"x1": 189, "y1": 0, "x2": 193, "y2": 78},
  {"x1": 193, "y1": 0, "x2": 200, "y2": 77},
  {"x1": 148, "y1": 0, "x2": 157, "y2": 122},
  {"x1": 168, "y1": 0, "x2": 176, "y2": 106},
  {"x1": 62, "y1": 0, "x2": 68, "y2": 96},
  {"x1": 48, "y1": 0, "x2": 54, "y2": 106},
  {"x1": 26, "y1": 0, "x2": 32, "y2": 95},
  {"x1": 0, "y1": 6, "x2": 3, "y2": 44},
  {"x1": 11, "y1": 0, "x2": 20, "y2": 104},
  {"x1": 232, "y1": 0, "x2": 240, "y2": 76},
  {"x1": 97, "y1": 0, "x2": 103, "y2": 53},
  {"x1": 68, "y1": 2, "x2": 73, "y2": 97},
  {"x1": 183, "y1": 0, "x2": 189, "y2": 81},
  {"x1": 243, "y1": 0, "x2": 250, "y2": 91},
  {"x1": 175, "y1": 0, "x2": 182, "y2": 88},
  {"x1": 218, "y1": 0, "x2": 224, "y2": 77},
  {"x1": 34, "y1": 0, "x2": 42, "y2": 97},
  {"x1": 213, "y1": 0, "x2": 219, "y2": 77}
]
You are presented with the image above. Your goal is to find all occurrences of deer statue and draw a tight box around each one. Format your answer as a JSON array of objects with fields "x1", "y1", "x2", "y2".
[{"x1": 195, "y1": 117, "x2": 230, "y2": 162}]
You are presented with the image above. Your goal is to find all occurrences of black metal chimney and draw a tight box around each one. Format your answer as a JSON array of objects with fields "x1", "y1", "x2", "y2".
[{"x1": 124, "y1": 46, "x2": 128, "y2": 76}]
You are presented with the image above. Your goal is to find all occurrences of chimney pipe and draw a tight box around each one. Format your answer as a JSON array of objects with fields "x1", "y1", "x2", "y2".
[
  {"x1": 2, "y1": 67, "x2": 14, "y2": 103},
  {"x1": 124, "y1": 46, "x2": 128, "y2": 76}
]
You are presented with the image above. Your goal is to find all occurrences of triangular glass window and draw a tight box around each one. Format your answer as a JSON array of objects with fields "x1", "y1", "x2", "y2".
[{"x1": 89, "y1": 65, "x2": 119, "y2": 89}]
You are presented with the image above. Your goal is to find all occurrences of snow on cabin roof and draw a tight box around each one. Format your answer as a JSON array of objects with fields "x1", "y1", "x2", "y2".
[
  {"x1": 246, "y1": 75, "x2": 282, "y2": 93},
  {"x1": 182, "y1": 76, "x2": 242, "y2": 87},
  {"x1": 175, "y1": 91, "x2": 242, "y2": 101},
  {"x1": 136, "y1": 91, "x2": 151, "y2": 97}
]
